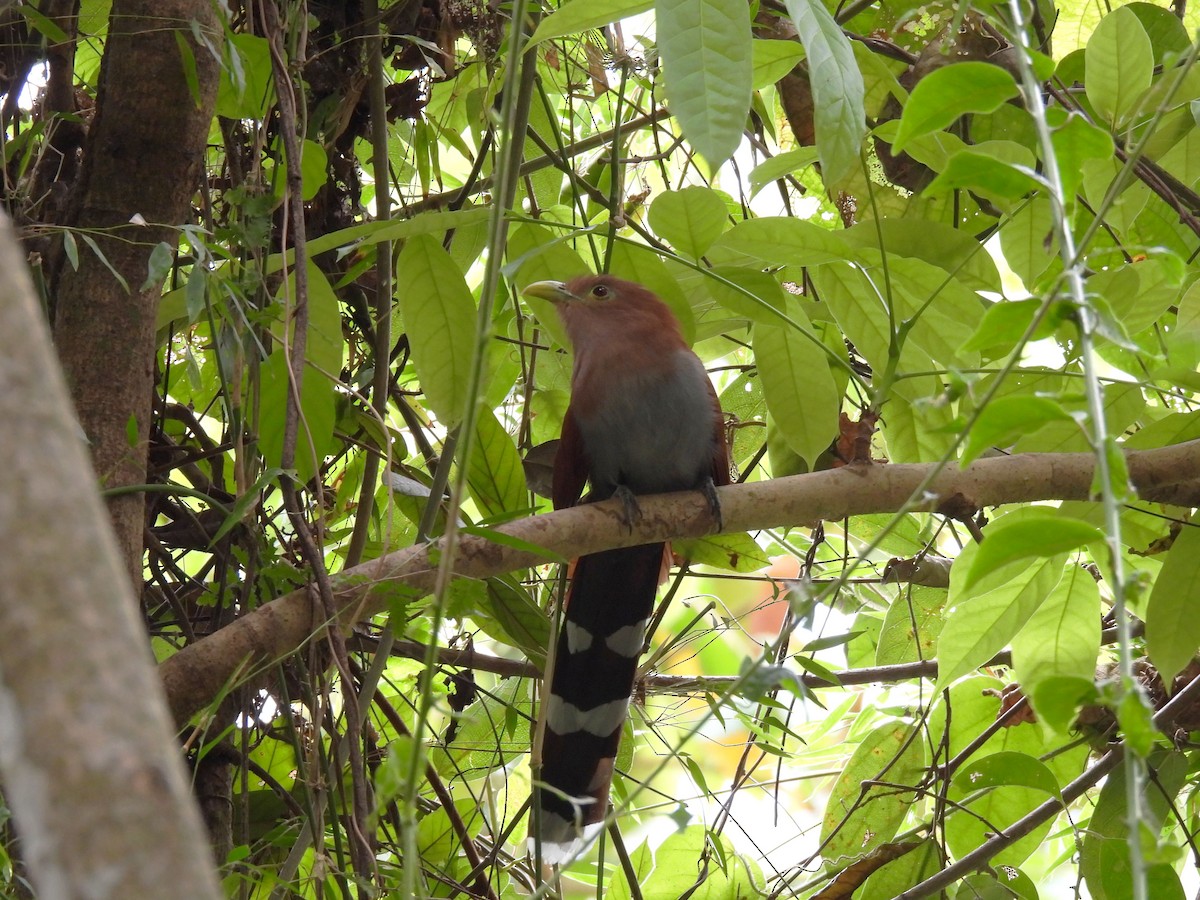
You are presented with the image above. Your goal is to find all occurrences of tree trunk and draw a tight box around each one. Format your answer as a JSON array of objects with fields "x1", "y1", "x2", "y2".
[
  {"x1": 0, "y1": 209, "x2": 221, "y2": 898},
  {"x1": 52, "y1": 0, "x2": 220, "y2": 584}
]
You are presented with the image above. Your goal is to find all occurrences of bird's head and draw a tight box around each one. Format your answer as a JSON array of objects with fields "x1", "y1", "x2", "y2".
[{"x1": 522, "y1": 275, "x2": 682, "y2": 350}]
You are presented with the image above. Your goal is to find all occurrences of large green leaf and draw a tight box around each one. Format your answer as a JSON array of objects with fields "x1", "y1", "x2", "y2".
[
  {"x1": 960, "y1": 514, "x2": 1103, "y2": 592},
  {"x1": 960, "y1": 396, "x2": 1075, "y2": 466},
  {"x1": 936, "y1": 554, "x2": 1066, "y2": 690},
  {"x1": 1085, "y1": 6, "x2": 1153, "y2": 127},
  {"x1": 820, "y1": 721, "x2": 926, "y2": 864},
  {"x1": 1146, "y1": 525, "x2": 1200, "y2": 686},
  {"x1": 752, "y1": 38, "x2": 805, "y2": 90},
  {"x1": 647, "y1": 186, "x2": 729, "y2": 259},
  {"x1": 753, "y1": 313, "x2": 840, "y2": 469},
  {"x1": 529, "y1": 0, "x2": 652, "y2": 44},
  {"x1": 395, "y1": 234, "x2": 477, "y2": 426},
  {"x1": 711, "y1": 216, "x2": 854, "y2": 267},
  {"x1": 657, "y1": 0, "x2": 753, "y2": 167},
  {"x1": 946, "y1": 751, "x2": 1063, "y2": 868},
  {"x1": 1011, "y1": 564, "x2": 1101, "y2": 732},
  {"x1": 892, "y1": 62, "x2": 1020, "y2": 154},
  {"x1": 467, "y1": 410, "x2": 527, "y2": 519},
  {"x1": 782, "y1": 0, "x2": 865, "y2": 187}
]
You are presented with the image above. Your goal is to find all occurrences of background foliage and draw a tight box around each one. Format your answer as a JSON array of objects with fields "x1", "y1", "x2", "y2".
[{"x1": 5, "y1": 0, "x2": 1200, "y2": 896}]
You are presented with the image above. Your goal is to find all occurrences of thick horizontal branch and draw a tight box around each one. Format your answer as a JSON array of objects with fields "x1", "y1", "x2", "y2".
[{"x1": 160, "y1": 440, "x2": 1200, "y2": 727}]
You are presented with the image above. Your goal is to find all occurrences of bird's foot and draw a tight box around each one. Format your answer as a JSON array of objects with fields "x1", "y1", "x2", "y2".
[
  {"x1": 612, "y1": 485, "x2": 642, "y2": 533},
  {"x1": 700, "y1": 479, "x2": 723, "y2": 532}
]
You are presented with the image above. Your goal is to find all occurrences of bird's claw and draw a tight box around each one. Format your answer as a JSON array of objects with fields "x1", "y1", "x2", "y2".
[
  {"x1": 612, "y1": 485, "x2": 642, "y2": 533},
  {"x1": 700, "y1": 479, "x2": 723, "y2": 533}
]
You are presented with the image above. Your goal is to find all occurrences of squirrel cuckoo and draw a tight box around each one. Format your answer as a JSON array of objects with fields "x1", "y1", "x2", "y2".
[{"x1": 522, "y1": 274, "x2": 730, "y2": 862}]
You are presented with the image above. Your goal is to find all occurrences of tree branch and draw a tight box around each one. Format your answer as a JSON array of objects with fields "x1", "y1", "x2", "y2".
[{"x1": 161, "y1": 440, "x2": 1200, "y2": 727}]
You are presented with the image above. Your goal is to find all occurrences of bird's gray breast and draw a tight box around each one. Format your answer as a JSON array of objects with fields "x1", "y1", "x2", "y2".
[{"x1": 576, "y1": 352, "x2": 715, "y2": 499}]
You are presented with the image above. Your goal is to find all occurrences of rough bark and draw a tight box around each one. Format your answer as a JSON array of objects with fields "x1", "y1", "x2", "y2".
[
  {"x1": 161, "y1": 438, "x2": 1200, "y2": 728},
  {"x1": 51, "y1": 0, "x2": 220, "y2": 584},
  {"x1": 0, "y1": 210, "x2": 221, "y2": 899}
]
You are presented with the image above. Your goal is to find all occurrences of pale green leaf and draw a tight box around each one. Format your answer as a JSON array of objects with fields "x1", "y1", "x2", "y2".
[
  {"x1": 1011, "y1": 565, "x2": 1101, "y2": 732},
  {"x1": 703, "y1": 266, "x2": 786, "y2": 324},
  {"x1": 609, "y1": 241, "x2": 696, "y2": 343},
  {"x1": 753, "y1": 316, "x2": 840, "y2": 469},
  {"x1": 467, "y1": 410, "x2": 527, "y2": 519},
  {"x1": 675, "y1": 532, "x2": 771, "y2": 572},
  {"x1": 1085, "y1": 6, "x2": 1153, "y2": 126},
  {"x1": 658, "y1": 0, "x2": 753, "y2": 167},
  {"x1": 1146, "y1": 526, "x2": 1200, "y2": 686},
  {"x1": 712, "y1": 216, "x2": 854, "y2": 267},
  {"x1": 962, "y1": 515, "x2": 1102, "y2": 592},
  {"x1": 892, "y1": 62, "x2": 1019, "y2": 154},
  {"x1": 747, "y1": 147, "x2": 819, "y2": 198},
  {"x1": 395, "y1": 234, "x2": 477, "y2": 426},
  {"x1": 925, "y1": 146, "x2": 1041, "y2": 200},
  {"x1": 820, "y1": 722, "x2": 926, "y2": 863},
  {"x1": 647, "y1": 186, "x2": 729, "y2": 259},
  {"x1": 951, "y1": 751, "x2": 1063, "y2": 802},
  {"x1": 937, "y1": 555, "x2": 1065, "y2": 689},
  {"x1": 752, "y1": 38, "x2": 805, "y2": 90},
  {"x1": 529, "y1": 0, "x2": 652, "y2": 45},
  {"x1": 782, "y1": 0, "x2": 866, "y2": 186},
  {"x1": 961, "y1": 396, "x2": 1075, "y2": 466}
]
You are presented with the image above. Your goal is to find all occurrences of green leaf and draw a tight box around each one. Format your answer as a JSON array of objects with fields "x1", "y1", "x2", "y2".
[
  {"x1": 925, "y1": 147, "x2": 1041, "y2": 200},
  {"x1": 1050, "y1": 112, "x2": 1114, "y2": 203},
  {"x1": 1085, "y1": 6, "x2": 1153, "y2": 126},
  {"x1": 712, "y1": 216, "x2": 853, "y2": 267},
  {"x1": 467, "y1": 410, "x2": 526, "y2": 519},
  {"x1": 474, "y1": 576, "x2": 551, "y2": 664},
  {"x1": 937, "y1": 555, "x2": 1065, "y2": 689},
  {"x1": 753, "y1": 316, "x2": 840, "y2": 469},
  {"x1": 703, "y1": 266, "x2": 786, "y2": 324},
  {"x1": 529, "y1": 0, "x2": 652, "y2": 45},
  {"x1": 18, "y1": 5, "x2": 70, "y2": 42},
  {"x1": 257, "y1": 350, "x2": 335, "y2": 484},
  {"x1": 752, "y1": 38, "x2": 805, "y2": 90},
  {"x1": 782, "y1": 0, "x2": 865, "y2": 186},
  {"x1": 395, "y1": 234, "x2": 477, "y2": 426},
  {"x1": 842, "y1": 217, "x2": 1002, "y2": 294},
  {"x1": 859, "y1": 841, "x2": 943, "y2": 900},
  {"x1": 257, "y1": 263, "x2": 343, "y2": 483},
  {"x1": 657, "y1": 0, "x2": 753, "y2": 167},
  {"x1": 215, "y1": 32, "x2": 274, "y2": 119},
  {"x1": 675, "y1": 531, "x2": 771, "y2": 572},
  {"x1": 267, "y1": 138, "x2": 328, "y2": 203},
  {"x1": 963, "y1": 297, "x2": 1058, "y2": 359},
  {"x1": 1081, "y1": 751, "x2": 1188, "y2": 898},
  {"x1": 820, "y1": 722, "x2": 926, "y2": 863},
  {"x1": 1146, "y1": 525, "x2": 1200, "y2": 686},
  {"x1": 62, "y1": 230, "x2": 78, "y2": 271},
  {"x1": 747, "y1": 147, "x2": 819, "y2": 198},
  {"x1": 962, "y1": 515, "x2": 1103, "y2": 592},
  {"x1": 142, "y1": 240, "x2": 175, "y2": 291},
  {"x1": 1011, "y1": 565, "x2": 1101, "y2": 732},
  {"x1": 961, "y1": 396, "x2": 1075, "y2": 466},
  {"x1": 876, "y1": 586, "x2": 946, "y2": 666},
  {"x1": 647, "y1": 186, "x2": 729, "y2": 258},
  {"x1": 507, "y1": 222, "x2": 590, "y2": 350},
  {"x1": 952, "y1": 751, "x2": 1063, "y2": 802},
  {"x1": 892, "y1": 62, "x2": 1020, "y2": 154}
]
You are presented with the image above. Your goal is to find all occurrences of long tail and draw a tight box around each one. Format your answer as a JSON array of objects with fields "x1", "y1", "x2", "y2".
[{"x1": 533, "y1": 542, "x2": 665, "y2": 862}]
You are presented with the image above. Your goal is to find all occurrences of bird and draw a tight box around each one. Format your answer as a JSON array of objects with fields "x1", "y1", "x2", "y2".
[{"x1": 522, "y1": 274, "x2": 730, "y2": 863}]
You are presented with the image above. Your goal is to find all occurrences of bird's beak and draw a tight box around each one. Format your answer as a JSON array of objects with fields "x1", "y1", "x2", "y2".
[{"x1": 522, "y1": 280, "x2": 577, "y2": 304}]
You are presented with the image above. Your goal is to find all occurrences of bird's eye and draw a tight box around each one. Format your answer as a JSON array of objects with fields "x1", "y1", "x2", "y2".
[{"x1": 591, "y1": 284, "x2": 609, "y2": 299}]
